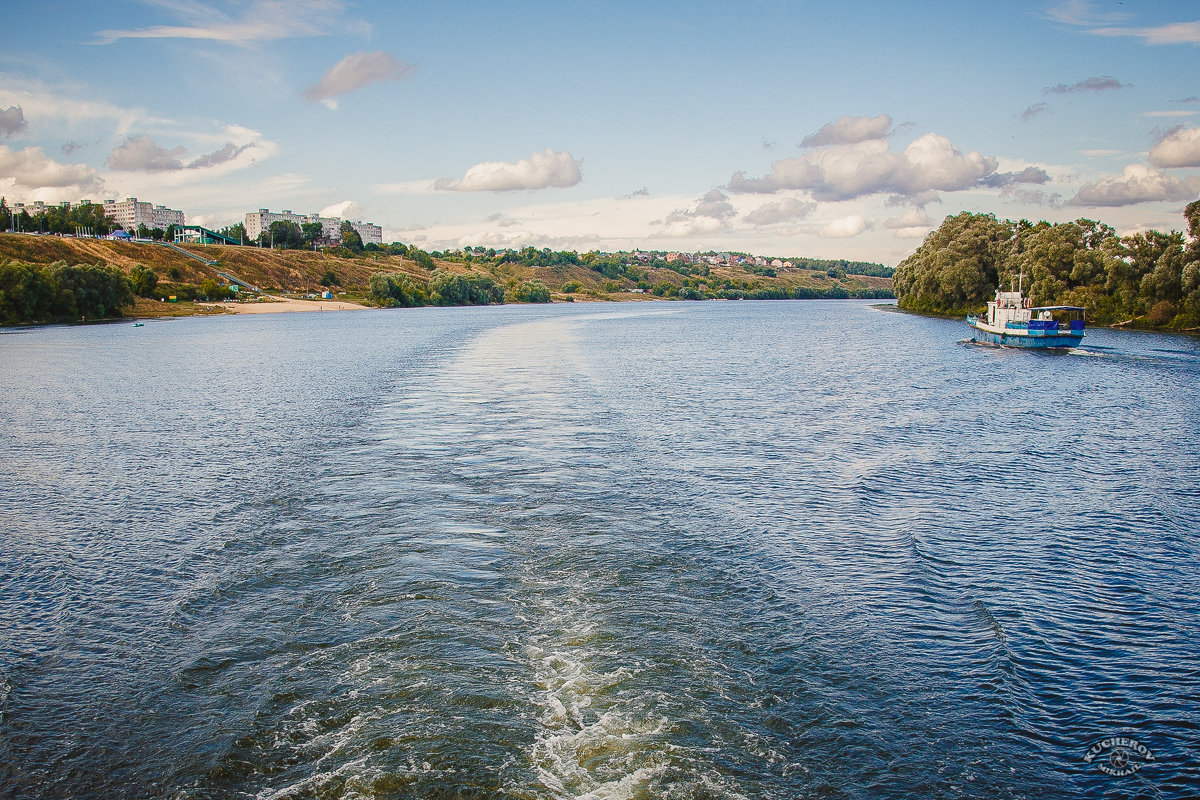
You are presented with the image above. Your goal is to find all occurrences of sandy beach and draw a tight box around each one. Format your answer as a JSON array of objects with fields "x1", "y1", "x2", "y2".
[{"x1": 215, "y1": 296, "x2": 371, "y2": 314}]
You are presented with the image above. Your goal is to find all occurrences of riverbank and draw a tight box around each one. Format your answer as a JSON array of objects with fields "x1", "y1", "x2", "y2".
[{"x1": 214, "y1": 296, "x2": 370, "y2": 314}]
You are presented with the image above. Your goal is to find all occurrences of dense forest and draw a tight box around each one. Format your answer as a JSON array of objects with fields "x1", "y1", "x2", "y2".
[{"x1": 894, "y1": 201, "x2": 1200, "y2": 329}]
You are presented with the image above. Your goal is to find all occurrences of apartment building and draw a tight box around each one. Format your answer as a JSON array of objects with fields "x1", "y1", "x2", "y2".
[
  {"x1": 245, "y1": 208, "x2": 383, "y2": 245},
  {"x1": 103, "y1": 197, "x2": 184, "y2": 231}
]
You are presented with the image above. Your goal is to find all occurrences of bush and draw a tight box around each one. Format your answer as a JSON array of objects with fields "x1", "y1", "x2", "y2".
[
  {"x1": 429, "y1": 271, "x2": 504, "y2": 305},
  {"x1": 369, "y1": 272, "x2": 428, "y2": 307},
  {"x1": 560, "y1": 281, "x2": 582, "y2": 293},
  {"x1": 129, "y1": 264, "x2": 158, "y2": 297},
  {"x1": 511, "y1": 280, "x2": 551, "y2": 303}
]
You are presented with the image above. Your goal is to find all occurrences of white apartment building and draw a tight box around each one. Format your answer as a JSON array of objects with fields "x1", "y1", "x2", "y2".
[
  {"x1": 244, "y1": 209, "x2": 342, "y2": 241},
  {"x1": 245, "y1": 208, "x2": 383, "y2": 245},
  {"x1": 350, "y1": 221, "x2": 382, "y2": 245},
  {"x1": 103, "y1": 197, "x2": 184, "y2": 231}
]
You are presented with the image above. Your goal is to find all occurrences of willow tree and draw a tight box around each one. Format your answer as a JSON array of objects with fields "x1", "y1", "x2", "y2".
[{"x1": 893, "y1": 212, "x2": 1014, "y2": 314}]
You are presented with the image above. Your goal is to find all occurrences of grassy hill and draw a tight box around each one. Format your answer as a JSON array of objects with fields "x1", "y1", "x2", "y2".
[{"x1": 0, "y1": 233, "x2": 893, "y2": 303}]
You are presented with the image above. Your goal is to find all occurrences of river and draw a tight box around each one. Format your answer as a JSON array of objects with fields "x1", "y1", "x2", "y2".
[{"x1": 1, "y1": 300, "x2": 1197, "y2": 798}]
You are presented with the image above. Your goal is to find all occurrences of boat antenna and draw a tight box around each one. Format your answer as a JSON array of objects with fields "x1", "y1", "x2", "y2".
[{"x1": 1018, "y1": 270, "x2": 1024, "y2": 294}]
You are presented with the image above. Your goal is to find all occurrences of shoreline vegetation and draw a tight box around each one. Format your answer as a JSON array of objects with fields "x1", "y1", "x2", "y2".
[
  {"x1": 0, "y1": 233, "x2": 893, "y2": 326},
  {"x1": 894, "y1": 199, "x2": 1200, "y2": 331}
]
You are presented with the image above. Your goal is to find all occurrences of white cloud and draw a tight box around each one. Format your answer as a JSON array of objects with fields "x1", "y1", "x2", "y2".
[
  {"x1": 884, "y1": 208, "x2": 932, "y2": 240},
  {"x1": 820, "y1": 215, "x2": 871, "y2": 238},
  {"x1": 1044, "y1": 76, "x2": 1129, "y2": 94},
  {"x1": 94, "y1": 0, "x2": 349, "y2": 44},
  {"x1": 0, "y1": 145, "x2": 102, "y2": 195},
  {"x1": 981, "y1": 166, "x2": 1051, "y2": 188},
  {"x1": 1019, "y1": 103, "x2": 1052, "y2": 122},
  {"x1": 303, "y1": 52, "x2": 415, "y2": 110},
  {"x1": 319, "y1": 200, "x2": 361, "y2": 218},
  {"x1": 1148, "y1": 125, "x2": 1200, "y2": 168},
  {"x1": 0, "y1": 78, "x2": 170, "y2": 138},
  {"x1": 435, "y1": 149, "x2": 582, "y2": 192},
  {"x1": 108, "y1": 135, "x2": 187, "y2": 171},
  {"x1": 0, "y1": 106, "x2": 28, "y2": 138},
  {"x1": 658, "y1": 189, "x2": 736, "y2": 237},
  {"x1": 1088, "y1": 21, "x2": 1200, "y2": 46},
  {"x1": 106, "y1": 129, "x2": 273, "y2": 175},
  {"x1": 744, "y1": 197, "x2": 817, "y2": 226},
  {"x1": 800, "y1": 114, "x2": 892, "y2": 147},
  {"x1": 729, "y1": 132, "x2": 997, "y2": 201},
  {"x1": 1071, "y1": 164, "x2": 1200, "y2": 206}
]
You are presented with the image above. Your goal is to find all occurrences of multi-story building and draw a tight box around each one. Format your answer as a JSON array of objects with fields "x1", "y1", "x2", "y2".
[
  {"x1": 245, "y1": 208, "x2": 383, "y2": 245},
  {"x1": 350, "y1": 221, "x2": 382, "y2": 245},
  {"x1": 103, "y1": 197, "x2": 184, "y2": 231}
]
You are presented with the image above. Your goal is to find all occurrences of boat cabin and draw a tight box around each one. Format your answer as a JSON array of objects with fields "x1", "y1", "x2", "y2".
[{"x1": 983, "y1": 291, "x2": 1084, "y2": 333}]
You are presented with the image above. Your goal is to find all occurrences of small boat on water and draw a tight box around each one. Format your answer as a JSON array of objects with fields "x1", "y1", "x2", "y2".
[{"x1": 966, "y1": 278, "x2": 1084, "y2": 349}]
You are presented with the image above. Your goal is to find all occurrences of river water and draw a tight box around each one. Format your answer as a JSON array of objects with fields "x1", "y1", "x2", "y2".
[{"x1": 1, "y1": 300, "x2": 1197, "y2": 799}]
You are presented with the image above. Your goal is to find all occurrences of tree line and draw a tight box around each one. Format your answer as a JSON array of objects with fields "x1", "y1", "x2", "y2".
[
  {"x1": 0, "y1": 260, "x2": 139, "y2": 324},
  {"x1": 368, "y1": 270, "x2": 550, "y2": 308},
  {"x1": 1, "y1": 199, "x2": 115, "y2": 236},
  {"x1": 894, "y1": 201, "x2": 1200, "y2": 329}
]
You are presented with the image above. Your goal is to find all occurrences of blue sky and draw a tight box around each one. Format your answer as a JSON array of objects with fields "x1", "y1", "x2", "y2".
[{"x1": 2, "y1": 0, "x2": 1199, "y2": 264}]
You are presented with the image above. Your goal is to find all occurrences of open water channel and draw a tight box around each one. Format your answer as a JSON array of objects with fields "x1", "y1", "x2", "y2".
[{"x1": 1, "y1": 300, "x2": 1198, "y2": 799}]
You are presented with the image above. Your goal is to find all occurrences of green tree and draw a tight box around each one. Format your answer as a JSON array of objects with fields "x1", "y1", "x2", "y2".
[
  {"x1": 369, "y1": 272, "x2": 428, "y2": 307},
  {"x1": 429, "y1": 271, "x2": 503, "y2": 305},
  {"x1": 129, "y1": 264, "x2": 159, "y2": 297},
  {"x1": 302, "y1": 222, "x2": 325, "y2": 248},
  {"x1": 894, "y1": 212, "x2": 1014, "y2": 314},
  {"x1": 340, "y1": 221, "x2": 364, "y2": 253},
  {"x1": 510, "y1": 279, "x2": 551, "y2": 303},
  {"x1": 266, "y1": 220, "x2": 304, "y2": 249}
]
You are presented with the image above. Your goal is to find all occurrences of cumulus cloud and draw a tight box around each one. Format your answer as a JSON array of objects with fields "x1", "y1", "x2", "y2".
[
  {"x1": 320, "y1": 200, "x2": 361, "y2": 218},
  {"x1": 658, "y1": 189, "x2": 736, "y2": 237},
  {"x1": 1019, "y1": 103, "x2": 1052, "y2": 122},
  {"x1": 1044, "y1": 76, "x2": 1129, "y2": 94},
  {"x1": 981, "y1": 166, "x2": 1051, "y2": 188},
  {"x1": 885, "y1": 208, "x2": 934, "y2": 239},
  {"x1": 108, "y1": 131, "x2": 271, "y2": 173},
  {"x1": 820, "y1": 215, "x2": 871, "y2": 238},
  {"x1": 302, "y1": 51, "x2": 415, "y2": 110},
  {"x1": 728, "y1": 132, "x2": 997, "y2": 201},
  {"x1": 435, "y1": 149, "x2": 582, "y2": 192},
  {"x1": 744, "y1": 197, "x2": 817, "y2": 226},
  {"x1": 1087, "y1": 21, "x2": 1200, "y2": 46},
  {"x1": 0, "y1": 145, "x2": 102, "y2": 193},
  {"x1": 187, "y1": 142, "x2": 252, "y2": 169},
  {"x1": 1071, "y1": 163, "x2": 1200, "y2": 206},
  {"x1": 1002, "y1": 187, "x2": 1066, "y2": 208},
  {"x1": 800, "y1": 114, "x2": 891, "y2": 148},
  {"x1": 108, "y1": 134, "x2": 187, "y2": 171},
  {"x1": 485, "y1": 212, "x2": 521, "y2": 228},
  {"x1": 1148, "y1": 125, "x2": 1200, "y2": 168},
  {"x1": 60, "y1": 141, "x2": 84, "y2": 155},
  {"x1": 0, "y1": 106, "x2": 28, "y2": 137}
]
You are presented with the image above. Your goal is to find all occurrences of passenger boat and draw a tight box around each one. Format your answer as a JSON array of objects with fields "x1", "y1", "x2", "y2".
[{"x1": 966, "y1": 279, "x2": 1084, "y2": 349}]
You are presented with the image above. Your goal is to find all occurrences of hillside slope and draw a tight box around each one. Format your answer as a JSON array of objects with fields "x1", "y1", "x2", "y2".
[{"x1": 0, "y1": 233, "x2": 893, "y2": 301}]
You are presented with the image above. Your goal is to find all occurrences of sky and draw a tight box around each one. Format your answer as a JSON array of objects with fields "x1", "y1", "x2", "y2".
[{"x1": 1, "y1": 0, "x2": 1199, "y2": 265}]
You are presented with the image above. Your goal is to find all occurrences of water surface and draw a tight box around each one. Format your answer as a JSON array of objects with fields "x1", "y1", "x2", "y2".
[{"x1": 1, "y1": 301, "x2": 1197, "y2": 798}]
